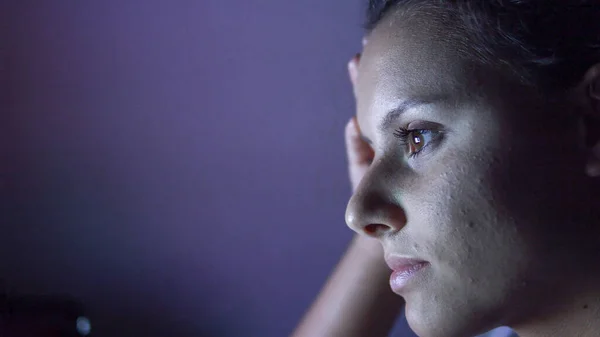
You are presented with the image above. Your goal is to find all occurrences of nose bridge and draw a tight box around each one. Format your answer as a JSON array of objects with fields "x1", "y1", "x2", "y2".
[{"x1": 345, "y1": 158, "x2": 407, "y2": 236}]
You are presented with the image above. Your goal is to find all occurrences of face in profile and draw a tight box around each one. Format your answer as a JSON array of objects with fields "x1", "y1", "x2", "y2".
[{"x1": 345, "y1": 9, "x2": 600, "y2": 337}]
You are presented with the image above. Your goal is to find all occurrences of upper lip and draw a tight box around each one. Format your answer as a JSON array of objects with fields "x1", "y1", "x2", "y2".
[{"x1": 384, "y1": 255, "x2": 428, "y2": 272}]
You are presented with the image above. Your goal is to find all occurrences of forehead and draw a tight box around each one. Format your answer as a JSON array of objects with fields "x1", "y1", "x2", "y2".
[{"x1": 355, "y1": 12, "x2": 479, "y2": 134}]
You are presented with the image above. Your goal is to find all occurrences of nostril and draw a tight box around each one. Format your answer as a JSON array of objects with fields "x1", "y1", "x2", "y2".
[{"x1": 364, "y1": 223, "x2": 385, "y2": 235}]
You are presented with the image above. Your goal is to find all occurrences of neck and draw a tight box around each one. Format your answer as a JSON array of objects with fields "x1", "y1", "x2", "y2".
[{"x1": 513, "y1": 270, "x2": 600, "y2": 337}]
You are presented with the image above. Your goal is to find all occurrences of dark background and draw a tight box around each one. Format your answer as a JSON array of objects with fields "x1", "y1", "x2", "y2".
[{"x1": 2, "y1": 0, "x2": 415, "y2": 336}]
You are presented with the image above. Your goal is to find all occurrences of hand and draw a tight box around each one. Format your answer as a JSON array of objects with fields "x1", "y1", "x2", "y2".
[
  {"x1": 345, "y1": 51, "x2": 375, "y2": 192},
  {"x1": 290, "y1": 39, "x2": 405, "y2": 337}
]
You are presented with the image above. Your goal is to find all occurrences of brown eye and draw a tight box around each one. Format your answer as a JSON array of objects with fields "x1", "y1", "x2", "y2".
[
  {"x1": 408, "y1": 131, "x2": 426, "y2": 154},
  {"x1": 394, "y1": 128, "x2": 440, "y2": 157}
]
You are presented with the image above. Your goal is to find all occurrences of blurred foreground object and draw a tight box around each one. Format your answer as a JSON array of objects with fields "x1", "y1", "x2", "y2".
[{"x1": 0, "y1": 290, "x2": 91, "y2": 337}]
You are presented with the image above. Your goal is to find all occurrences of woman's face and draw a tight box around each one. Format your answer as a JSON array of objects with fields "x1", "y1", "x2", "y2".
[{"x1": 345, "y1": 11, "x2": 597, "y2": 337}]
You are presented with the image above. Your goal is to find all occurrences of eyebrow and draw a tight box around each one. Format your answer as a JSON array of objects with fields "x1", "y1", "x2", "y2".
[{"x1": 360, "y1": 97, "x2": 444, "y2": 145}]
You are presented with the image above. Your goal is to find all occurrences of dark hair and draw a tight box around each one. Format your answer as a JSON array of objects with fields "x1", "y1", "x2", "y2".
[{"x1": 365, "y1": 1, "x2": 600, "y2": 92}]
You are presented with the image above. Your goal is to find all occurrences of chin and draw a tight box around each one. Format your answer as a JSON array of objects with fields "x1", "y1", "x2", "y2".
[
  {"x1": 404, "y1": 300, "x2": 490, "y2": 337},
  {"x1": 406, "y1": 320, "x2": 482, "y2": 337}
]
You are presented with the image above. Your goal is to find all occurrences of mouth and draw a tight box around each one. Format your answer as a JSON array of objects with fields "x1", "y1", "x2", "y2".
[{"x1": 384, "y1": 255, "x2": 429, "y2": 294}]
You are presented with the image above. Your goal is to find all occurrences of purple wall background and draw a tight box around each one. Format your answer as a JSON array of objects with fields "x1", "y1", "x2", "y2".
[{"x1": 2, "y1": 1, "x2": 414, "y2": 336}]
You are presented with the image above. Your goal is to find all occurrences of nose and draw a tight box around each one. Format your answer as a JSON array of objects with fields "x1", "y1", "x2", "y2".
[{"x1": 345, "y1": 174, "x2": 407, "y2": 238}]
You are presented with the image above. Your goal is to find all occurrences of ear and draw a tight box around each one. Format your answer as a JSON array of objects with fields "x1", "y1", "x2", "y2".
[{"x1": 572, "y1": 63, "x2": 600, "y2": 177}]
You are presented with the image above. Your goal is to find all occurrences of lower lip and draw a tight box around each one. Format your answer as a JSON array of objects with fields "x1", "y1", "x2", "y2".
[{"x1": 389, "y1": 262, "x2": 428, "y2": 293}]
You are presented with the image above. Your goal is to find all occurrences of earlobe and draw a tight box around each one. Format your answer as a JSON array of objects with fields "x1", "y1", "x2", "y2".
[
  {"x1": 578, "y1": 63, "x2": 600, "y2": 177},
  {"x1": 582, "y1": 63, "x2": 600, "y2": 113},
  {"x1": 589, "y1": 73, "x2": 600, "y2": 109},
  {"x1": 586, "y1": 142, "x2": 600, "y2": 177}
]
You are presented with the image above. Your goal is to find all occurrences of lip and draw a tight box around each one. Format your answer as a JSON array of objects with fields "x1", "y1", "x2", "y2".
[{"x1": 384, "y1": 255, "x2": 429, "y2": 293}]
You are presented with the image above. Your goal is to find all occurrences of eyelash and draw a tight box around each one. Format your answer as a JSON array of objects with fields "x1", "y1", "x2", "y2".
[{"x1": 393, "y1": 127, "x2": 438, "y2": 159}]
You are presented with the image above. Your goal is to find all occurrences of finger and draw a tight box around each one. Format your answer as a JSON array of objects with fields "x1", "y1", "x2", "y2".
[
  {"x1": 347, "y1": 53, "x2": 360, "y2": 87},
  {"x1": 345, "y1": 116, "x2": 374, "y2": 165}
]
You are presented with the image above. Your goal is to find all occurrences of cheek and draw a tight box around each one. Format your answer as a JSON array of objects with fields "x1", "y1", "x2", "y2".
[
  {"x1": 399, "y1": 111, "x2": 577, "y2": 268},
  {"x1": 484, "y1": 137, "x2": 588, "y2": 260},
  {"x1": 477, "y1": 99, "x2": 586, "y2": 238},
  {"x1": 406, "y1": 146, "x2": 526, "y2": 267}
]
